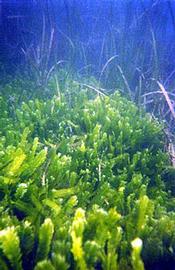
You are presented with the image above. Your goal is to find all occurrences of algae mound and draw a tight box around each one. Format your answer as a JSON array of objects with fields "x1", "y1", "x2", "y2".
[{"x1": 0, "y1": 82, "x2": 174, "y2": 270}]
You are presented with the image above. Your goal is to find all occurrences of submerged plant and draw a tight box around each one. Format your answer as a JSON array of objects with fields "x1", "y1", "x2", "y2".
[{"x1": 0, "y1": 79, "x2": 174, "y2": 269}]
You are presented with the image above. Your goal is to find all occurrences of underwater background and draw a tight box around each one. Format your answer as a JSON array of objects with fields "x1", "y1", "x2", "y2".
[
  {"x1": 0, "y1": 1, "x2": 175, "y2": 270},
  {"x1": 1, "y1": 0, "x2": 175, "y2": 127}
]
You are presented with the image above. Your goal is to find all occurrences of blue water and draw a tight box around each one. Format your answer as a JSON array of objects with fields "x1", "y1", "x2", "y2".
[{"x1": 0, "y1": 0, "x2": 175, "y2": 87}]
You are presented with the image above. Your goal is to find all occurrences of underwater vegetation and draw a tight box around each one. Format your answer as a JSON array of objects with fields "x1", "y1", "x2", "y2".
[
  {"x1": 0, "y1": 78, "x2": 175, "y2": 270},
  {"x1": 0, "y1": 1, "x2": 175, "y2": 269}
]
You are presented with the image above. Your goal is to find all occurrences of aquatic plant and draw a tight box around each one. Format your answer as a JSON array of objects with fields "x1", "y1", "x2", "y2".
[{"x1": 0, "y1": 81, "x2": 175, "y2": 269}]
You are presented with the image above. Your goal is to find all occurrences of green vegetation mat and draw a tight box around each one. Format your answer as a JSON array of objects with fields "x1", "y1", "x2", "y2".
[{"x1": 0, "y1": 79, "x2": 175, "y2": 270}]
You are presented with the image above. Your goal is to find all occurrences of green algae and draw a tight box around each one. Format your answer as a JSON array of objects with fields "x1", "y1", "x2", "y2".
[{"x1": 0, "y1": 80, "x2": 174, "y2": 269}]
